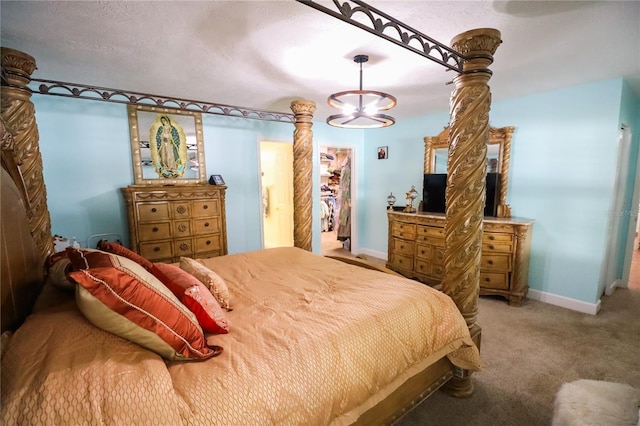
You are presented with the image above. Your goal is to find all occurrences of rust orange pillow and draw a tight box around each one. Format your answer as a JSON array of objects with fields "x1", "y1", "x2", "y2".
[
  {"x1": 96, "y1": 240, "x2": 154, "y2": 272},
  {"x1": 66, "y1": 248, "x2": 222, "y2": 361},
  {"x1": 153, "y1": 263, "x2": 229, "y2": 334}
]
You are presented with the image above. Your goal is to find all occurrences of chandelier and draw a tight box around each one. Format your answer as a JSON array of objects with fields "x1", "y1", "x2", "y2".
[{"x1": 327, "y1": 55, "x2": 397, "y2": 129}]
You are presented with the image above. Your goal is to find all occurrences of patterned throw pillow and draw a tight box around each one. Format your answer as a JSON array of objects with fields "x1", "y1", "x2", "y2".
[
  {"x1": 180, "y1": 257, "x2": 232, "y2": 311},
  {"x1": 66, "y1": 248, "x2": 222, "y2": 361},
  {"x1": 152, "y1": 263, "x2": 229, "y2": 334}
]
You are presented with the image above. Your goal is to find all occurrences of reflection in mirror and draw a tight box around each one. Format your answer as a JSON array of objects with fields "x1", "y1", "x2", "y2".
[
  {"x1": 128, "y1": 105, "x2": 206, "y2": 185},
  {"x1": 434, "y1": 148, "x2": 448, "y2": 173}
]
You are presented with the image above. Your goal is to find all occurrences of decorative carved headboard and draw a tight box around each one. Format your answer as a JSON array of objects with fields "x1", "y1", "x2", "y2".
[{"x1": 1, "y1": 47, "x2": 53, "y2": 332}]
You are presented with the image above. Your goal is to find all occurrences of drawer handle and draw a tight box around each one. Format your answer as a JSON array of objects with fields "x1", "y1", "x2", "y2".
[
  {"x1": 180, "y1": 243, "x2": 189, "y2": 251},
  {"x1": 484, "y1": 277, "x2": 491, "y2": 282},
  {"x1": 178, "y1": 224, "x2": 187, "y2": 232},
  {"x1": 177, "y1": 206, "x2": 187, "y2": 214},
  {"x1": 421, "y1": 250, "x2": 426, "y2": 255},
  {"x1": 399, "y1": 259, "x2": 403, "y2": 264},
  {"x1": 206, "y1": 240, "x2": 211, "y2": 245},
  {"x1": 204, "y1": 222, "x2": 210, "y2": 227},
  {"x1": 489, "y1": 245, "x2": 495, "y2": 250},
  {"x1": 400, "y1": 245, "x2": 404, "y2": 249},
  {"x1": 203, "y1": 205, "x2": 209, "y2": 210},
  {"x1": 489, "y1": 235, "x2": 495, "y2": 240},
  {"x1": 153, "y1": 247, "x2": 160, "y2": 252},
  {"x1": 488, "y1": 260, "x2": 494, "y2": 265},
  {"x1": 152, "y1": 227, "x2": 159, "y2": 232},
  {"x1": 418, "y1": 264, "x2": 424, "y2": 270},
  {"x1": 151, "y1": 208, "x2": 157, "y2": 213}
]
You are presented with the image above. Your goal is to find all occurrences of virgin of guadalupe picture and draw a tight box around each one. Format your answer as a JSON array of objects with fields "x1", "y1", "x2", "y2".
[{"x1": 148, "y1": 114, "x2": 188, "y2": 178}]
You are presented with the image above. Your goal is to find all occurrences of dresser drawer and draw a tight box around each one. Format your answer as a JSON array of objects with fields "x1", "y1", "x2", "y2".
[
  {"x1": 194, "y1": 234, "x2": 222, "y2": 253},
  {"x1": 138, "y1": 203, "x2": 170, "y2": 221},
  {"x1": 391, "y1": 253, "x2": 413, "y2": 271},
  {"x1": 482, "y1": 232, "x2": 513, "y2": 253},
  {"x1": 194, "y1": 218, "x2": 220, "y2": 234},
  {"x1": 414, "y1": 259, "x2": 432, "y2": 275},
  {"x1": 174, "y1": 238, "x2": 193, "y2": 257},
  {"x1": 393, "y1": 238, "x2": 414, "y2": 255},
  {"x1": 172, "y1": 202, "x2": 191, "y2": 219},
  {"x1": 192, "y1": 199, "x2": 219, "y2": 218},
  {"x1": 431, "y1": 263, "x2": 445, "y2": 278},
  {"x1": 138, "y1": 222, "x2": 172, "y2": 241},
  {"x1": 174, "y1": 220, "x2": 191, "y2": 238},
  {"x1": 481, "y1": 253, "x2": 511, "y2": 272},
  {"x1": 139, "y1": 240, "x2": 173, "y2": 260},
  {"x1": 480, "y1": 272, "x2": 509, "y2": 290},
  {"x1": 417, "y1": 225, "x2": 444, "y2": 238},
  {"x1": 415, "y1": 244, "x2": 433, "y2": 260},
  {"x1": 416, "y1": 233, "x2": 445, "y2": 246},
  {"x1": 392, "y1": 222, "x2": 416, "y2": 239}
]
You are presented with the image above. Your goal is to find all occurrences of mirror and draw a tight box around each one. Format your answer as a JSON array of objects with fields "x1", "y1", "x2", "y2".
[
  {"x1": 128, "y1": 105, "x2": 206, "y2": 185},
  {"x1": 424, "y1": 125, "x2": 515, "y2": 217}
]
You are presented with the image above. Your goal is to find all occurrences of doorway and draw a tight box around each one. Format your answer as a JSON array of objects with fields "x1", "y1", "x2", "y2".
[
  {"x1": 604, "y1": 125, "x2": 640, "y2": 294},
  {"x1": 259, "y1": 141, "x2": 294, "y2": 249},
  {"x1": 320, "y1": 146, "x2": 352, "y2": 256}
]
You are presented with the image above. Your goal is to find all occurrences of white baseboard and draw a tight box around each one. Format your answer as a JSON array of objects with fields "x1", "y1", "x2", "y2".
[
  {"x1": 527, "y1": 289, "x2": 601, "y2": 315},
  {"x1": 356, "y1": 248, "x2": 388, "y2": 261}
]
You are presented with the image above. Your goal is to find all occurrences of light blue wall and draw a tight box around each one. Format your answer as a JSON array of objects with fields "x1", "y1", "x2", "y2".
[
  {"x1": 34, "y1": 78, "x2": 635, "y2": 306},
  {"x1": 35, "y1": 97, "x2": 132, "y2": 247},
  {"x1": 360, "y1": 113, "x2": 449, "y2": 252},
  {"x1": 35, "y1": 95, "x2": 293, "y2": 254},
  {"x1": 356, "y1": 78, "x2": 630, "y2": 305},
  {"x1": 491, "y1": 79, "x2": 624, "y2": 304}
]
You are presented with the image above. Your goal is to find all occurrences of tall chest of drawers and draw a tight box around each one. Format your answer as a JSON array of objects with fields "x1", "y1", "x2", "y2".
[
  {"x1": 122, "y1": 185, "x2": 228, "y2": 263},
  {"x1": 387, "y1": 211, "x2": 533, "y2": 306}
]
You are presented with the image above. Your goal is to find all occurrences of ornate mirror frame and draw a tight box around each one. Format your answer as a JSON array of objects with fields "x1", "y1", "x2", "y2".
[
  {"x1": 424, "y1": 125, "x2": 515, "y2": 217},
  {"x1": 128, "y1": 105, "x2": 206, "y2": 185}
]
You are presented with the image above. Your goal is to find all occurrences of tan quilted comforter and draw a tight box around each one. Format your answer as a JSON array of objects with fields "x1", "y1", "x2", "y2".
[{"x1": 1, "y1": 247, "x2": 481, "y2": 425}]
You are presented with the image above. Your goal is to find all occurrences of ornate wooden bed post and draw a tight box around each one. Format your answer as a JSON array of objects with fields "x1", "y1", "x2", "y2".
[
  {"x1": 290, "y1": 99, "x2": 316, "y2": 251},
  {"x1": 441, "y1": 29, "x2": 501, "y2": 396},
  {"x1": 1, "y1": 47, "x2": 54, "y2": 261}
]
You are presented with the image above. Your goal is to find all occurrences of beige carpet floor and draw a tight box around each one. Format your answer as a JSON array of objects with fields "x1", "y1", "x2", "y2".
[{"x1": 395, "y1": 288, "x2": 640, "y2": 426}]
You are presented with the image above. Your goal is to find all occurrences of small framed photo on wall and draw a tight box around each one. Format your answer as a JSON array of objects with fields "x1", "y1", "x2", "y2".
[
  {"x1": 209, "y1": 174, "x2": 226, "y2": 185},
  {"x1": 378, "y1": 146, "x2": 388, "y2": 160}
]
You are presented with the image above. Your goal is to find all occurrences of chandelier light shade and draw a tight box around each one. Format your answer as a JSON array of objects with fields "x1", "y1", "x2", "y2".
[{"x1": 327, "y1": 55, "x2": 397, "y2": 129}]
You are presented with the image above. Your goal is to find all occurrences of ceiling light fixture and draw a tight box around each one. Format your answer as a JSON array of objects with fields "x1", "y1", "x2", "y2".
[{"x1": 327, "y1": 55, "x2": 396, "y2": 129}]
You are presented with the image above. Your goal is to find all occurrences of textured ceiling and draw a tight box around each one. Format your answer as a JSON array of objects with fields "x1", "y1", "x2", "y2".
[{"x1": 1, "y1": 1, "x2": 639, "y2": 122}]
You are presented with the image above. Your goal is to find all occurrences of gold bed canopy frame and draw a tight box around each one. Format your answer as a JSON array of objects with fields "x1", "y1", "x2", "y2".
[{"x1": 1, "y1": 2, "x2": 501, "y2": 380}]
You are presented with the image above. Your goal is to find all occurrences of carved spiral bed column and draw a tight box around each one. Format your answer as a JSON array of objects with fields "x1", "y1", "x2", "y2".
[
  {"x1": 1, "y1": 47, "x2": 54, "y2": 261},
  {"x1": 290, "y1": 100, "x2": 316, "y2": 251},
  {"x1": 442, "y1": 29, "x2": 502, "y2": 329}
]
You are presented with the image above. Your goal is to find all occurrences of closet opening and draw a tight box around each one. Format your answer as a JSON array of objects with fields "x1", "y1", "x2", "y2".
[{"x1": 320, "y1": 146, "x2": 352, "y2": 256}]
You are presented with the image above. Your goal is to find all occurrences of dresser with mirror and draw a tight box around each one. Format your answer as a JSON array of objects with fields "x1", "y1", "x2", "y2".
[{"x1": 387, "y1": 126, "x2": 534, "y2": 306}]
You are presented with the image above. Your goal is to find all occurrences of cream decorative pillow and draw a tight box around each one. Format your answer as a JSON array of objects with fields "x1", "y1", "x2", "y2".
[
  {"x1": 180, "y1": 257, "x2": 231, "y2": 310},
  {"x1": 66, "y1": 248, "x2": 222, "y2": 361}
]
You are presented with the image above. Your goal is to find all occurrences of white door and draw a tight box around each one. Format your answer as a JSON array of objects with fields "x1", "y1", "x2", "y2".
[{"x1": 260, "y1": 141, "x2": 294, "y2": 249}]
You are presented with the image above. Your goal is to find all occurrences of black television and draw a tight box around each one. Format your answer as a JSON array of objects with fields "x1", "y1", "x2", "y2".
[{"x1": 423, "y1": 173, "x2": 501, "y2": 217}]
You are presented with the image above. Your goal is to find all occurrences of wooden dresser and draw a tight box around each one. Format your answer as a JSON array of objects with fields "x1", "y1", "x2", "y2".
[
  {"x1": 387, "y1": 211, "x2": 533, "y2": 306},
  {"x1": 121, "y1": 185, "x2": 228, "y2": 263}
]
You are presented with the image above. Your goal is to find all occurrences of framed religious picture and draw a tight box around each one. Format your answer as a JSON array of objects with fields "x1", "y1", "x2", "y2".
[
  {"x1": 377, "y1": 146, "x2": 388, "y2": 160},
  {"x1": 128, "y1": 105, "x2": 206, "y2": 184}
]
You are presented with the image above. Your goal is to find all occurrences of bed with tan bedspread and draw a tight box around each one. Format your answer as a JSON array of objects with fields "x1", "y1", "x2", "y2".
[{"x1": 1, "y1": 247, "x2": 481, "y2": 425}]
